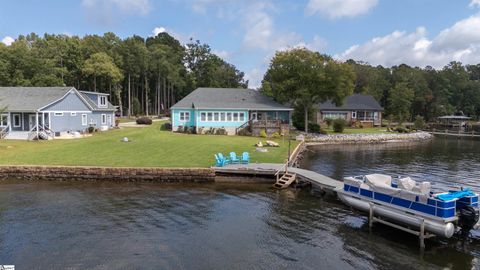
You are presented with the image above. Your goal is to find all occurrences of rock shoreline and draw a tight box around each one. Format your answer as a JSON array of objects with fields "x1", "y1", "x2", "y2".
[{"x1": 303, "y1": 131, "x2": 433, "y2": 145}]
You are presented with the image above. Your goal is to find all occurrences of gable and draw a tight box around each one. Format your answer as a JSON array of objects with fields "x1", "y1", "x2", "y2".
[{"x1": 41, "y1": 91, "x2": 92, "y2": 112}]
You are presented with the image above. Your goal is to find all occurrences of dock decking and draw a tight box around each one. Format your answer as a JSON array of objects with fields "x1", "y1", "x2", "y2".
[{"x1": 213, "y1": 163, "x2": 342, "y2": 191}]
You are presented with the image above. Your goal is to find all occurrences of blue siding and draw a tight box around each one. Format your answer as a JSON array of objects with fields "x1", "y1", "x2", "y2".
[
  {"x1": 50, "y1": 111, "x2": 114, "y2": 132},
  {"x1": 42, "y1": 92, "x2": 91, "y2": 111},
  {"x1": 196, "y1": 109, "x2": 248, "y2": 128},
  {"x1": 172, "y1": 109, "x2": 195, "y2": 128}
]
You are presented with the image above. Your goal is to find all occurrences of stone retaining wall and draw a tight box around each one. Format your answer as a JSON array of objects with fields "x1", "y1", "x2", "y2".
[
  {"x1": 0, "y1": 166, "x2": 215, "y2": 182},
  {"x1": 304, "y1": 132, "x2": 433, "y2": 145}
]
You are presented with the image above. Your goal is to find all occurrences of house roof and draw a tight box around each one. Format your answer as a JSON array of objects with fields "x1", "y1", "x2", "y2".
[
  {"x1": 0, "y1": 87, "x2": 74, "y2": 112},
  {"x1": 78, "y1": 91, "x2": 116, "y2": 111},
  {"x1": 171, "y1": 87, "x2": 292, "y2": 111},
  {"x1": 318, "y1": 93, "x2": 383, "y2": 111}
]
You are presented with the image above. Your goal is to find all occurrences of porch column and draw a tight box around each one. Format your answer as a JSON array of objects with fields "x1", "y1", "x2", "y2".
[
  {"x1": 36, "y1": 112, "x2": 39, "y2": 138},
  {"x1": 42, "y1": 113, "x2": 45, "y2": 129},
  {"x1": 8, "y1": 112, "x2": 11, "y2": 132}
]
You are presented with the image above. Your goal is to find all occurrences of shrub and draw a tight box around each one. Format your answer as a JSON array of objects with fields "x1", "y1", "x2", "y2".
[
  {"x1": 87, "y1": 126, "x2": 95, "y2": 133},
  {"x1": 237, "y1": 128, "x2": 251, "y2": 136},
  {"x1": 308, "y1": 123, "x2": 321, "y2": 133},
  {"x1": 215, "y1": 128, "x2": 227, "y2": 135},
  {"x1": 161, "y1": 123, "x2": 172, "y2": 131},
  {"x1": 136, "y1": 117, "x2": 152, "y2": 125},
  {"x1": 271, "y1": 132, "x2": 281, "y2": 139},
  {"x1": 395, "y1": 126, "x2": 408, "y2": 133},
  {"x1": 325, "y1": 118, "x2": 334, "y2": 127},
  {"x1": 333, "y1": 118, "x2": 347, "y2": 133},
  {"x1": 414, "y1": 115, "x2": 426, "y2": 130},
  {"x1": 197, "y1": 127, "x2": 204, "y2": 134},
  {"x1": 115, "y1": 119, "x2": 120, "y2": 127},
  {"x1": 259, "y1": 129, "x2": 267, "y2": 138}
]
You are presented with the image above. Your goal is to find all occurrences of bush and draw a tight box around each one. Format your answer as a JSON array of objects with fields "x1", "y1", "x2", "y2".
[
  {"x1": 136, "y1": 117, "x2": 152, "y2": 125},
  {"x1": 237, "y1": 128, "x2": 252, "y2": 136},
  {"x1": 333, "y1": 118, "x2": 347, "y2": 133},
  {"x1": 395, "y1": 126, "x2": 408, "y2": 133},
  {"x1": 325, "y1": 118, "x2": 334, "y2": 127},
  {"x1": 414, "y1": 115, "x2": 426, "y2": 130},
  {"x1": 308, "y1": 123, "x2": 321, "y2": 133},
  {"x1": 115, "y1": 119, "x2": 120, "y2": 127},
  {"x1": 161, "y1": 123, "x2": 172, "y2": 131},
  {"x1": 215, "y1": 128, "x2": 227, "y2": 135},
  {"x1": 259, "y1": 129, "x2": 267, "y2": 138},
  {"x1": 87, "y1": 126, "x2": 95, "y2": 133},
  {"x1": 318, "y1": 128, "x2": 328, "y2": 135},
  {"x1": 271, "y1": 132, "x2": 281, "y2": 139}
]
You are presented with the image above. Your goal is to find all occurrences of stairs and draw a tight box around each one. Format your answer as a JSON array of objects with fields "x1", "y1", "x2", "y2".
[
  {"x1": 5, "y1": 131, "x2": 29, "y2": 140},
  {"x1": 273, "y1": 172, "x2": 297, "y2": 189}
]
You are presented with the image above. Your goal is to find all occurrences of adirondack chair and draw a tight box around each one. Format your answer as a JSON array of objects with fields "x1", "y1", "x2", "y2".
[
  {"x1": 214, "y1": 154, "x2": 225, "y2": 167},
  {"x1": 241, "y1": 152, "x2": 250, "y2": 164},
  {"x1": 229, "y1": 152, "x2": 240, "y2": 164},
  {"x1": 218, "y1": 153, "x2": 230, "y2": 165}
]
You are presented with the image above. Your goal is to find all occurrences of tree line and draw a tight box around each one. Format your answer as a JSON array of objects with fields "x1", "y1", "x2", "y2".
[
  {"x1": 0, "y1": 32, "x2": 247, "y2": 116},
  {"x1": 260, "y1": 48, "x2": 480, "y2": 132}
]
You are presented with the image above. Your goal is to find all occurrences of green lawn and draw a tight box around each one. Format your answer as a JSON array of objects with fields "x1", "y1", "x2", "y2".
[
  {"x1": 0, "y1": 122, "x2": 297, "y2": 167},
  {"x1": 324, "y1": 127, "x2": 388, "y2": 134}
]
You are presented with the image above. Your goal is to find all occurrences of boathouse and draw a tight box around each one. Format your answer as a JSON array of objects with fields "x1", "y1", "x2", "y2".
[
  {"x1": 170, "y1": 87, "x2": 293, "y2": 136},
  {"x1": 316, "y1": 94, "x2": 383, "y2": 127},
  {"x1": 0, "y1": 87, "x2": 116, "y2": 140}
]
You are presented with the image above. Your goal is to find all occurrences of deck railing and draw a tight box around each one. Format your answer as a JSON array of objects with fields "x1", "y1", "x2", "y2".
[{"x1": 0, "y1": 125, "x2": 9, "y2": 139}]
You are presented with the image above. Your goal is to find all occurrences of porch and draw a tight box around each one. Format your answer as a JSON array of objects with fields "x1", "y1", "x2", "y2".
[
  {"x1": 0, "y1": 112, "x2": 54, "y2": 140},
  {"x1": 237, "y1": 110, "x2": 291, "y2": 136}
]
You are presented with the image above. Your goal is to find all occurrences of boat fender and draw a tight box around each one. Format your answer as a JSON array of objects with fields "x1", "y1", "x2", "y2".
[{"x1": 458, "y1": 206, "x2": 480, "y2": 237}]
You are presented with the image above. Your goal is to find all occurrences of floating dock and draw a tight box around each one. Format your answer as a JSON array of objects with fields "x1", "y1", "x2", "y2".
[{"x1": 213, "y1": 163, "x2": 342, "y2": 191}]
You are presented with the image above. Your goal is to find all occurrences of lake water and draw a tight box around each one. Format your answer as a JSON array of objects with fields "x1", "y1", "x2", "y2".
[{"x1": 0, "y1": 137, "x2": 479, "y2": 269}]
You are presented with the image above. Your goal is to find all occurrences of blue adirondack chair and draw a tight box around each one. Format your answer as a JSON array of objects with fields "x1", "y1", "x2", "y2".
[
  {"x1": 241, "y1": 152, "x2": 250, "y2": 164},
  {"x1": 229, "y1": 152, "x2": 240, "y2": 164},
  {"x1": 218, "y1": 153, "x2": 230, "y2": 165},
  {"x1": 214, "y1": 154, "x2": 225, "y2": 167}
]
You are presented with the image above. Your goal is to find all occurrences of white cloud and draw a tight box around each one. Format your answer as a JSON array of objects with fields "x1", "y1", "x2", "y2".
[
  {"x1": 470, "y1": 0, "x2": 480, "y2": 8},
  {"x1": 152, "y1": 27, "x2": 167, "y2": 36},
  {"x1": 337, "y1": 13, "x2": 480, "y2": 68},
  {"x1": 82, "y1": 0, "x2": 151, "y2": 25},
  {"x1": 306, "y1": 0, "x2": 378, "y2": 18},
  {"x1": 213, "y1": 50, "x2": 230, "y2": 59},
  {"x1": 1, "y1": 36, "x2": 14, "y2": 46},
  {"x1": 245, "y1": 68, "x2": 264, "y2": 89}
]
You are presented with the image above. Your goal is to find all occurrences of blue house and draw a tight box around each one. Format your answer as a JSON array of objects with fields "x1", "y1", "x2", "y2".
[
  {"x1": 0, "y1": 87, "x2": 116, "y2": 140},
  {"x1": 170, "y1": 87, "x2": 292, "y2": 136}
]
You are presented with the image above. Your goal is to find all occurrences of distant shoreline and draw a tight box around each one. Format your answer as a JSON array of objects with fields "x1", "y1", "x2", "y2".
[{"x1": 304, "y1": 132, "x2": 433, "y2": 145}]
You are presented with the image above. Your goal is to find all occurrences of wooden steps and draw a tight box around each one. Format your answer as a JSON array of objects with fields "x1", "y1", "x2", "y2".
[{"x1": 273, "y1": 172, "x2": 297, "y2": 189}]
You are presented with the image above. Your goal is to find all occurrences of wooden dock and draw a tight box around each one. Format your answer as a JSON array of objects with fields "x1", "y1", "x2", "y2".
[{"x1": 213, "y1": 163, "x2": 343, "y2": 191}]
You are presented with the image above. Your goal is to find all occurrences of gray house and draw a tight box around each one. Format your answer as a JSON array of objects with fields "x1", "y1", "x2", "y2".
[
  {"x1": 316, "y1": 94, "x2": 384, "y2": 127},
  {"x1": 0, "y1": 87, "x2": 116, "y2": 140}
]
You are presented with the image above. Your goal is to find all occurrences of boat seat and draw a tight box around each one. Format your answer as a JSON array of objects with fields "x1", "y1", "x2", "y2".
[
  {"x1": 365, "y1": 174, "x2": 392, "y2": 187},
  {"x1": 398, "y1": 177, "x2": 416, "y2": 191},
  {"x1": 412, "y1": 181, "x2": 431, "y2": 195}
]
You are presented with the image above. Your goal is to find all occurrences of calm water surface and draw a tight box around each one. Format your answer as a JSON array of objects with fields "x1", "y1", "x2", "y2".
[{"x1": 0, "y1": 137, "x2": 479, "y2": 269}]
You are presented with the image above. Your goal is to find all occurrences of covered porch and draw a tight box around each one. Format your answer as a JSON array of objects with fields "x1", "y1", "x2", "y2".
[
  {"x1": 237, "y1": 110, "x2": 291, "y2": 136},
  {"x1": 0, "y1": 111, "x2": 53, "y2": 140}
]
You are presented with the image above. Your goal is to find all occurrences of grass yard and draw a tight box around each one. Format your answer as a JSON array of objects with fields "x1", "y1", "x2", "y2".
[
  {"x1": 324, "y1": 127, "x2": 388, "y2": 134},
  {"x1": 0, "y1": 122, "x2": 297, "y2": 168}
]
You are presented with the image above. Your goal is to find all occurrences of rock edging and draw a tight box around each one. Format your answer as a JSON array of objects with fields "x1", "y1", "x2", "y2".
[
  {"x1": 0, "y1": 165, "x2": 215, "y2": 182},
  {"x1": 304, "y1": 131, "x2": 433, "y2": 145}
]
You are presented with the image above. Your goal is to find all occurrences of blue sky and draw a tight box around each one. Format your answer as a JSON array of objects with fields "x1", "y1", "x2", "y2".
[{"x1": 1, "y1": 0, "x2": 480, "y2": 87}]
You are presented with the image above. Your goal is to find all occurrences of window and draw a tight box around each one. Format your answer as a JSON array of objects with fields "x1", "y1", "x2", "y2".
[
  {"x1": 239, "y1": 112, "x2": 245, "y2": 122},
  {"x1": 233, "y1": 113, "x2": 238, "y2": 121},
  {"x1": 200, "y1": 112, "x2": 206, "y2": 122},
  {"x1": 0, "y1": 114, "x2": 7, "y2": 126},
  {"x1": 71, "y1": 112, "x2": 77, "y2": 116},
  {"x1": 323, "y1": 112, "x2": 347, "y2": 120},
  {"x1": 13, "y1": 114, "x2": 21, "y2": 127},
  {"x1": 101, "y1": 114, "x2": 107, "y2": 125},
  {"x1": 107, "y1": 115, "x2": 112, "y2": 125},
  {"x1": 54, "y1": 112, "x2": 63, "y2": 116},
  {"x1": 207, "y1": 112, "x2": 213, "y2": 121},
  {"x1": 81, "y1": 114, "x2": 87, "y2": 126},
  {"x1": 213, "y1": 113, "x2": 219, "y2": 121},
  {"x1": 99, "y1": 96, "x2": 107, "y2": 107},
  {"x1": 179, "y1": 111, "x2": 190, "y2": 122},
  {"x1": 226, "y1": 113, "x2": 232, "y2": 121},
  {"x1": 220, "y1": 113, "x2": 225, "y2": 121},
  {"x1": 351, "y1": 111, "x2": 356, "y2": 119}
]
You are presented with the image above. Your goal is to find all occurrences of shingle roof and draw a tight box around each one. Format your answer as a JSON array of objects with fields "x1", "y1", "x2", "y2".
[
  {"x1": 171, "y1": 88, "x2": 292, "y2": 110},
  {"x1": 0, "y1": 87, "x2": 74, "y2": 112},
  {"x1": 318, "y1": 94, "x2": 383, "y2": 111},
  {"x1": 78, "y1": 91, "x2": 116, "y2": 111}
]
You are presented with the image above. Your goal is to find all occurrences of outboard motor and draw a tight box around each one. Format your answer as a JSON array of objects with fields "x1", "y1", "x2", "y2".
[{"x1": 458, "y1": 206, "x2": 480, "y2": 237}]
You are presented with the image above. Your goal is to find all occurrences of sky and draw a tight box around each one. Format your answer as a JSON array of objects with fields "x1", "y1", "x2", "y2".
[{"x1": 1, "y1": 0, "x2": 480, "y2": 88}]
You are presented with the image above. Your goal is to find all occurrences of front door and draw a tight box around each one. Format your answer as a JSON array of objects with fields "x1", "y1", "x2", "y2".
[
  {"x1": 251, "y1": 112, "x2": 258, "y2": 122},
  {"x1": 28, "y1": 115, "x2": 37, "y2": 130}
]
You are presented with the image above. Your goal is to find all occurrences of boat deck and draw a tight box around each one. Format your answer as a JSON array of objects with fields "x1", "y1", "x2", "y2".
[{"x1": 213, "y1": 163, "x2": 343, "y2": 191}]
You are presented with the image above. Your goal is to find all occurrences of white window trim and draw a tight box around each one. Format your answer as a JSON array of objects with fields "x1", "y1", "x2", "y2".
[
  {"x1": 0, "y1": 114, "x2": 8, "y2": 127},
  {"x1": 197, "y1": 111, "x2": 247, "y2": 122},
  {"x1": 351, "y1": 111, "x2": 357, "y2": 119},
  {"x1": 179, "y1": 111, "x2": 190, "y2": 122},
  {"x1": 98, "y1": 96, "x2": 108, "y2": 108},
  {"x1": 54, "y1": 112, "x2": 64, "y2": 116},
  {"x1": 71, "y1": 112, "x2": 77, "y2": 116},
  {"x1": 101, "y1": 114, "x2": 107, "y2": 125},
  {"x1": 12, "y1": 114, "x2": 21, "y2": 127},
  {"x1": 81, "y1": 114, "x2": 88, "y2": 126}
]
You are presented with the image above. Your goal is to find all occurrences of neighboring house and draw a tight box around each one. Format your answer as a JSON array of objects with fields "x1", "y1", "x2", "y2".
[
  {"x1": 0, "y1": 87, "x2": 116, "y2": 140},
  {"x1": 171, "y1": 87, "x2": 293, "y2": 136},
  {"x1": 316, "y1": 94, "x2": 383, "y2": 127}
]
